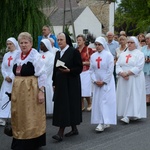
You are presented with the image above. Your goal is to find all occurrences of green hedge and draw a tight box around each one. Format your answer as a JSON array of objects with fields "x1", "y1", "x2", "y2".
[{"x1": 0, "y1": 73, "x2": 3, "y2": 87}]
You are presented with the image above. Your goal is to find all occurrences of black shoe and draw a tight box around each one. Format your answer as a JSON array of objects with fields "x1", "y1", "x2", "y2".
[
  {"x1": 146, "y1": 102, "x2": 150, "y2": 106},
  {"x1": 65, "y1": 130, "x2": 79, "y2": 137},
  {"x1": 52, "y1": 134, "x2": 63, "y2": 142}
]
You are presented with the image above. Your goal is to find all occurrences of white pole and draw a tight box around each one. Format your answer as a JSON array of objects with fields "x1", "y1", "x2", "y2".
[{"x1": 109, "y1": 2, "x2": 115, "y2": 33}]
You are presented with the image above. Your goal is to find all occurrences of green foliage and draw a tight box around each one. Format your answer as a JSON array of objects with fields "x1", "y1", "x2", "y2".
[
  {"x1": 0, "y1": 0, "x2": 51, "y2": 49},
  {"x1": 64, "y1": 25, "x2": 75, "y2": 42},
  {"x1": 0, "y1": 73, "x2": 3, "y2": 87},
  {"x1": 87, "y1": 32, "x2": 96, "y2": 43},
  {"x1": 115, "y1": 0, "x2": 150, "y2": 35},
  {"x1": 0, "y1": 48, "x2": 6, "y2": 57},
  {"x1": 64, "y1": 25, "x2": 73, "y2": 37}
]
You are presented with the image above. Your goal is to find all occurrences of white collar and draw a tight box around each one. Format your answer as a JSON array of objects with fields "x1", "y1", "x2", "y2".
[
  {"x1": 43, "y1": 33, "x2": 51, "y2": 39},
  {"x1": 60, "y1": 45, "x2": 69, "y2": 57},
  {"x1": 60, "y1": 45, "x2": 69, "y2": 51}
]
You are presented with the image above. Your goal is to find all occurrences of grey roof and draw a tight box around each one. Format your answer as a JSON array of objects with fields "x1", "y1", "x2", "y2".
[
  {"x1": 57, "y1": 0, "x2": 78, "y2": 8},
  {"x1": 49, "y1": 7, "x2": 85, "y2": 26}
]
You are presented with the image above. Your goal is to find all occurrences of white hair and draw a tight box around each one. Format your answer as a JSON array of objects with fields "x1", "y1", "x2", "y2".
[{"x1": 145, "y1": 33, "x2": 150, "y2": 38}]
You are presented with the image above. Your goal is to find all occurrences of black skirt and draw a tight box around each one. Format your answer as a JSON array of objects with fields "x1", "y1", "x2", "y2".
[{"x1": 11, "y1": 133, "x2": 46, "y2": 150}]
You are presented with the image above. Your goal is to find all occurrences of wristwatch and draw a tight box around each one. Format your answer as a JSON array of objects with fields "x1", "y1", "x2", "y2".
[
  {"x1": 93, "y1": 80, "x2": 96, "y2": 84},
  {"x1": 39, "y1": 88, "x2": 45, "y2": 93},
  {"x1": 103, "y1": 82, "x2": 107, "y2": 85}
]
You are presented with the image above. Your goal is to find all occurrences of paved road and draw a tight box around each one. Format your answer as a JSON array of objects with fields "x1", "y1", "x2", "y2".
[{"x1": 0, "y1": 106, "x2": 150, "y2": 150}]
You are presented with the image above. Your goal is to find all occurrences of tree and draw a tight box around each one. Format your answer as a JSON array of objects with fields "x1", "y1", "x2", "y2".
[
  {"x1": 0, "y1": 0, "x2": 52, "y2": 49},
  {"x1": 114, "y1": 0, "x2": 150, "y2": 35}
]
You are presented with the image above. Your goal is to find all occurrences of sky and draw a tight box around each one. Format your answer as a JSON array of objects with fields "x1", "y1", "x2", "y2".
[{"x1": 115, "y1": 0, "x2": 121, "y2": 9}]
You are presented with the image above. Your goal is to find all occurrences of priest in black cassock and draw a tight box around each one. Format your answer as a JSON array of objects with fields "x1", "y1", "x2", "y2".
[{"x1": 52, "y1": 33, "x2": 83, "y2": 142}]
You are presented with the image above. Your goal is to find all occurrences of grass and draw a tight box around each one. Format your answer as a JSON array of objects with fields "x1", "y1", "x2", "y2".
[
  {"x1": 0, "y1": 73, "x2": 3, "y2": 87},
  {"x1": 0, "y1": 49, "x2": 4, "y2": 86}
]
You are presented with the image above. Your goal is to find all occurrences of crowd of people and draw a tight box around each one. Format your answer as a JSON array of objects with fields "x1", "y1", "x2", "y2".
[{"x1": 0, "y1": 26, "x2": 149, "y2": 149}]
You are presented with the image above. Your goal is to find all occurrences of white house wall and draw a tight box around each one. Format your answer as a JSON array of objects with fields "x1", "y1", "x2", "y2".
[
  {"x1": 52, "y1": 7, "x2": 102, "y2": 40},
  {"x1": 53, "y1": 26, "x2": 63, "y2": 36},
  {"x1": 53, "y1": 25, "x2": 76, "y2": 41},
  {"x1": 74, "y1": 7, "x2": 102, "y2": 38},
  {"x1": 53, "y1": 26, "x2": 74, "y2": 40}
]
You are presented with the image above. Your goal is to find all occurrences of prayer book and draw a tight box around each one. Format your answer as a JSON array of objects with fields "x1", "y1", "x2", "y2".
[{"x1": 56, "y1": 60, "x2": 68, "y2": 69}]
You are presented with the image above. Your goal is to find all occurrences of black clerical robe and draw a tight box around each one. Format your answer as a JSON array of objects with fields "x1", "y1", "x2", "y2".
[{"x1": 52, "y1": 46, "x2": 83, "y2": 127}]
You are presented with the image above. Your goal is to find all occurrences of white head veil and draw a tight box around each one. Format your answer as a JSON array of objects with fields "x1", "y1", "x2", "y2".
[
  {"x1": 128, "y1": 36, "x2": 140, "y2": 49},
  {"x1": 95, "y1": 36, "x2": 110, "y2": 52},
  {"x1": 41, "y1": 39, "x2": 53, "y2": 53},
  {"x1": 7, "y1": 37, "x2": 20, "y2": 51},
  {"x1": 49, "y1": 38, "x2": 55, "y2": 44}
]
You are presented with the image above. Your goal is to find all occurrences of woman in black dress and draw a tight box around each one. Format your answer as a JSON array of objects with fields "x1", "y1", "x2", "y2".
[{"x1": 52, "y1": 33, "x2": 83, "y2": 142}]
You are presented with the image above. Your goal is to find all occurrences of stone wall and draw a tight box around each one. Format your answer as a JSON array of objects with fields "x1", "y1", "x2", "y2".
[{"x1": 77, "y1": 0, "x2": 110, "y2": 34}]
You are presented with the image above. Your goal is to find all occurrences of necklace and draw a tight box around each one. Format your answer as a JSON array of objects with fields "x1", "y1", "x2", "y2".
[{"x1": 21, "y1": 48, "x2": 32, "y2": 60}]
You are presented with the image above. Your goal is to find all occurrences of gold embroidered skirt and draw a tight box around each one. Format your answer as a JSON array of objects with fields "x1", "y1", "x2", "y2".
[{"x1": 11, "y1": 76, "x2": 46, "y2": 139}]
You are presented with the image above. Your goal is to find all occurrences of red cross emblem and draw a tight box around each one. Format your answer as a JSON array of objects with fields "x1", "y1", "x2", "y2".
[{"x1": 96, "y1": 57, "x2": 102, "y2": 68}]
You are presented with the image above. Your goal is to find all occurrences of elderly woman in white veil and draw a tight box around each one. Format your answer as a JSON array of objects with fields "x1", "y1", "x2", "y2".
[
  {"x1": 40, "y1": 39, "x2": 55, "y2": 115},
  {"x1": 116, "y1": 36, "x2": 146, "y2": 124},
  {"x1": 90, "y1": 36, "x2": 116, "y2": 132},
  {"x1": 0, "y1": 37, "x2": 20, "y2": 126}
]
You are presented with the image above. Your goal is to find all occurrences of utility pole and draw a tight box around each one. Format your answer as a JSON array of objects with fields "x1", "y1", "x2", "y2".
[
  {"x1": 69, "y1": 0, "x2": 76, "y2": 40},
  {"x1": 63, "y1": 0, "x2": 66, "y2": 32},
  {"x1": 63, "y1": 0, "x2": 76, "y2": 41}
]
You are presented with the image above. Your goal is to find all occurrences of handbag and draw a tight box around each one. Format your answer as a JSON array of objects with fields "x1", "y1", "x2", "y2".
[
  {"x1": 4, "y1": 118, "x2": 13, "y2": 137},
  {"x1": 1, "y1": 92, "x2": 11, "y2": 110},
  {"x1": 2, "y1": 92, "x2": 12, "y2": 136}
]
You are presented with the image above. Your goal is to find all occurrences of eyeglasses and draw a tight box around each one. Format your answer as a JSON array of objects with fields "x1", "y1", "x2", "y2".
[
  {"x1": 120, "y1": 34, "x2": 126, "y2": 36},
  {"x1": 95, "y1": 43, "x2": 102, "y2": 46},
  {"x1": 127, "y1": 42, "x2": 135, "y2": 44}
]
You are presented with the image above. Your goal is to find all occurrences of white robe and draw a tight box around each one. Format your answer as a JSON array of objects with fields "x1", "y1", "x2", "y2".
[
  {"x1": 41, "y1": 51, "x2": 54, "y2": 114},
  {"x1": 52, "y1": 46, "x2": 59, "y2": 56},
  {"x1": 80, "y1": 70, "x2": 92, "y2": 97},
  {"x1": 0, "y1": 50, "x2": 18, "y2": 118},
  {"x1": 90, "y1": 50, "x2": 116, "y2": 125},
  {"x1": 116, "y1": 49, "x2": 146, "y2": 118}
]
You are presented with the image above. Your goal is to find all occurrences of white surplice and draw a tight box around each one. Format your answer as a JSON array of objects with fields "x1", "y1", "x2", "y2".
[
  {"x1": 90, "y1": 50, "x2": 116, "y2": 125},
  {"x1": 41, "y1": 51, "x2": 54, "y2": 114},
  {"x1": 0, "y1": 50, "x2": 18, "y2": 118},
  {"x1": 116, "y1": 49, "x2": 146, "y2": 118}
]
